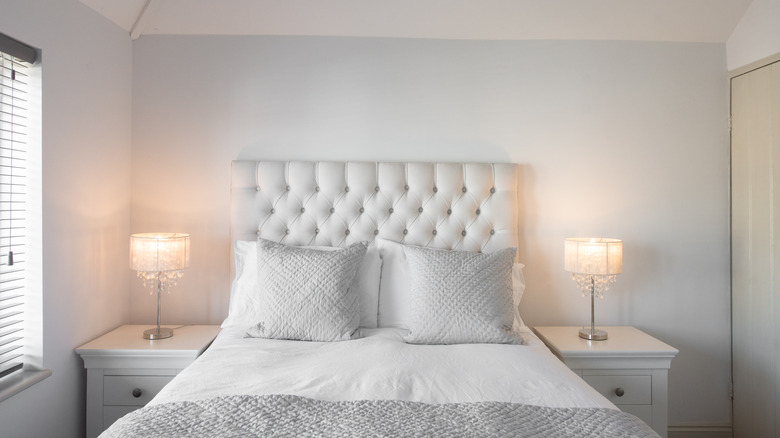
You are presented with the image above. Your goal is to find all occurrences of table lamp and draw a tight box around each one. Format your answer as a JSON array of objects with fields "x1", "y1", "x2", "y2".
[
  {"x1": 130, "y1": 233, "x2": 190, "y2": 339},
  {"x1": 564, "y1": 237, "x2": 622, "y2": 340}
]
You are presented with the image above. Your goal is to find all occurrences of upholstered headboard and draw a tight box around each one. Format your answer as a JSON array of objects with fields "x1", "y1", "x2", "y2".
[{"x1": 231, "y1": 161, "x2": 518, "y2": 253}]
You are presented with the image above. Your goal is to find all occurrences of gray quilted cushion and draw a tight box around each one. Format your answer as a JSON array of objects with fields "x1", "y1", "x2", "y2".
[
  {"x1": 245, "y1": 239, "x2": 367, "y2": 341},
  {"x1": 404, "y1": 246, "x2": 519, "y2": 344}
]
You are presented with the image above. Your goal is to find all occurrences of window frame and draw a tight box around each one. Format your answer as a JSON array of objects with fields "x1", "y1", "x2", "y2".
[{"x1": 0, "y1": 32, "x2": 49, "y2": 402}]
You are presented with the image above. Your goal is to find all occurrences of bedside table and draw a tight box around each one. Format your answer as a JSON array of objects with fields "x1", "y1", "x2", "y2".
[
  {"x1": 532, "y1": 326, "x2": 678, "y2": 438},
  {"x1": 77, "y1": 324, "x2": 220, "y2": 438}
]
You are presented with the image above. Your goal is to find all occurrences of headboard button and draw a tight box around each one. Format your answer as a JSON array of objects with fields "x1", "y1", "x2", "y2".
[
  {"x1": 432, "y1": 229, "x2": 437, "y2": 235},
  {"x1": 359, "y1": 207, "x2": 365, "y2": 213},
  {"x1": 315, "y1": 228, "x2": 320, "y2": 234},
  {"x1": 476, "y1": 209, "x2": 481, "y2": 215},
  {"x1": 256, "y1": 186, "x2": 261, "y2": 192},
  {"x1": 447, "y1": 209, "x2": 452, "y2": 215},
  {"x1": 315, "y1": 186, "x2": 320, "y2": 192},
  {"x1": 389, "y1": 208, "x2": 394, "y2": 214},
  {"x1": 374, "y1": 230, "x2": 379, "y2": 235},
  {"x1": 286, "y1": 185, "x2": 290, "y2": 191},
  {"x1": 404, "y1": 184, "x2": 409, "y2": 191},
  {"x1": 462, "y1": 230, "x2": 467, "y2": 236},
  {"x1": 433, "y1": 187, "x2": 438, "y2": 193},
  {"x1": 490, "y1": 187, "x2": 496, "y2": 194},
  {"x1": 285, "y1": 229, "x2": 290, "y2": 235},
  {"x1": 418, "y1": 207, "x2": 423, "y2": 213},
  {"x1": 300, "y1": 208, "x2": 305, "y2": 213},
  {"x1": 375, "y1": 186, "x2": 380, "y2": 192},
  {"x1": 345, "y1": 229, "x2": 350, "y2": 235},
  {"x1": 462, "y1": 187, "x2": 467, "y2": 193},
  {"x1": 490, "y1": 229, "x2": 495, "y2": 235},
  {"x1": 403, "y1": 229, "x2": 408, "y2": 235},
  {"x1": 270, "y1": 208, "x2": 275, "y2": 214},
  {"x1": 345, "y1": 187, "x2": 350, "y2": 192},
  {"x1": 330, "y1": 207, "x2": 335, "y2": 213}
]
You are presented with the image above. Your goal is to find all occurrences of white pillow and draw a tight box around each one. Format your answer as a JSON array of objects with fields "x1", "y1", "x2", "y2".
[
  {"x1": 223, "y1": 240, "x2": 381, "y2": 329},
  {"x1": 512, "y1": 263, "x2": 529, "y2": 331},
  {"x1": 376, "y1": 238, "x2": 412, "y2": 329},
  {"x1": 376, "y1": 238, "x2": 526, "y2": 330},
  {"x1": 244, "y1": 239, "x2": 367, "y2": 341},
  {"x1": 404, "y1": 245, "x2": 519, "y2": 344}
]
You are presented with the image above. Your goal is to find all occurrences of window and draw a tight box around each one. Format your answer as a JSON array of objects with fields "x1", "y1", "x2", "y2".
[{"x1": 0, "y1": 32, "x2": 47, "y2": 399}]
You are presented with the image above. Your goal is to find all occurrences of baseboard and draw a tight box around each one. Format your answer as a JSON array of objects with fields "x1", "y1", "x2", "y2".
[{"x1": 668, "y1": 424, "x2": 732, "y2": 438}]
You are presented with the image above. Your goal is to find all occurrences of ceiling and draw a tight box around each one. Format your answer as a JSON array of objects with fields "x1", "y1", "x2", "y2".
[{"x1": 79, "y1": 0, "x2": 754, "y2": 42}]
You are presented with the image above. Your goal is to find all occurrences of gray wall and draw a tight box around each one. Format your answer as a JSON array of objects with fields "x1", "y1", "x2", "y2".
[
  {"x1": 131, "y1": 36, "x2": 730, "y2": 428},
  {"x1": 0, "y1": 1, "x2": 132, "y2": 437}
]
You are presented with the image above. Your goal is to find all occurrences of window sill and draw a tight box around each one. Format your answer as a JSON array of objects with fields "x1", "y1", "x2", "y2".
[{"x1": 0, "y1": 369, "x2": 51, "y2": 403}]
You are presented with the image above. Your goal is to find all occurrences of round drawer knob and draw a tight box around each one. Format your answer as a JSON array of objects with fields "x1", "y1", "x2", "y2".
[
  {"x1": 132, "y1": 388, "x2": 143, "y2": 398},
  {"x1": 614, "y1": 388, "x2": 625, "y2": 397}
]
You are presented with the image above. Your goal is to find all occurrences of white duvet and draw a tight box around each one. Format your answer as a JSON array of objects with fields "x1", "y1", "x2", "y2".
[{"x1": 151, "y1": 327, "x2": 614, "y2": 410}]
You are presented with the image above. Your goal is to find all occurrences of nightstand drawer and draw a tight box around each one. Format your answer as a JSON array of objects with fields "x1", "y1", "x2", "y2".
[
  {"x1": 618, "y1": 404, "x2": 652, "y2": 425},
  {"x1": 104, "y1": 375, "x2": 174, "y2": 406},
  {"x1": 582, "y1": 375, "x2": 651, "y2": 405},
  {"x1": 103, "y1": 406, "x2": 138, "y2": 428}
]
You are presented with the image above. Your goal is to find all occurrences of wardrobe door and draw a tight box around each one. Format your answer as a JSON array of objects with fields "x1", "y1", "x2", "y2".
[{"x1": 731, "y1": 60, "x2": 780, "y2": 438}]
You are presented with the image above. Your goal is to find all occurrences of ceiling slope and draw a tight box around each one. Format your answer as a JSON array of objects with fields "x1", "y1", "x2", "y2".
[{"x1": 80, "y1": 0, "x2": 753, "y2": 42}]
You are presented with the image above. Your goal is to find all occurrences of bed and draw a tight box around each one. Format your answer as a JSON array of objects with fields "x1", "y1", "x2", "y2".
[{"x1": 101, "y1": 161, "x2": 658, "y2": 437}]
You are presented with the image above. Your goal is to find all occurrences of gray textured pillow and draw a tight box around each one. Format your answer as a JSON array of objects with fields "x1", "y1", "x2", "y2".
[
  {"x1": 245, "y1": 239, "x2": 367, "y2": 342},
  {"x1": 404, "y1": 245, "x2": 519, "y2": 345}
]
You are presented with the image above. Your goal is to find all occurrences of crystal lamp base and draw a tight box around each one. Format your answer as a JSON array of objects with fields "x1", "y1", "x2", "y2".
[{"x1": 579, "y1": 327, "x2": 608, "y2": 341}]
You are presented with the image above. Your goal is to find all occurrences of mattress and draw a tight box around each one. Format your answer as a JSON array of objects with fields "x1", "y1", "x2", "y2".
[{"x1": 151, "y1": 326, "x2": 614, "y2": 410}]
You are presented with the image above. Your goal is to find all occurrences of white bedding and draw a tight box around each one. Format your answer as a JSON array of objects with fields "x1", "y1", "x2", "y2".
[{"x1": 151, "y1": 327, "x2": 615, "y2": 410}]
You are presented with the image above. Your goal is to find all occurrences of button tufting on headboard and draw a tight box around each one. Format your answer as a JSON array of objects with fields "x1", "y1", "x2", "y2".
[{"x1": 231, "y1": 161, "x2": 519, "y2": 253}]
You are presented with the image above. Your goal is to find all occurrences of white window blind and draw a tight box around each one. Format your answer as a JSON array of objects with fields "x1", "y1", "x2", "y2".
[{"x1": 0, "y1": 48, "x2": 31, "y2": 379}]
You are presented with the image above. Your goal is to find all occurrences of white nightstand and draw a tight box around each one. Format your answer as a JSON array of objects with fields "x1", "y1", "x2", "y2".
[
  {"x1": 532, "y1": 326, "x2": 678, "y2": 438},
  {"x1": 77, "y1": 324, "x2": 220, "y2": 438}
]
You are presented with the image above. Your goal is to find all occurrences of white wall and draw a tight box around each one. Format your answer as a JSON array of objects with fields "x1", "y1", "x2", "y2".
[
  {"x1": 132, "y1": 36, "x2": 730, "y2": 428},
  {"x1": 727, "y1": 0, "x2": 780, "y2": 70},
  {"x1": 0, "y1": 1, "x2": 132, "y2": 437}
]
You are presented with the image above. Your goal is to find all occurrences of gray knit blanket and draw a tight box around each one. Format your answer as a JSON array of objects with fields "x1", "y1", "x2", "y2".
[{"x1": 101, "y1": 394, "x2": 660, "y2": 438}]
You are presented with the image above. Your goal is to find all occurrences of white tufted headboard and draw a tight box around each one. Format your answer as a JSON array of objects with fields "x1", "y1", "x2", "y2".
[{"x1": 231, "y1": 161, "x2": 519, "y2": 253}]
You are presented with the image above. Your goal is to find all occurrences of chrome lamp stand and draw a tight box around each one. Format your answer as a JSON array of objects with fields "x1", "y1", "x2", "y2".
[
  {"x1": 144, "y1": 274, "x2": 173, "y2": 340},
  {"x1": 579, "y1": 276, "x2": 608, "y2": 341}
]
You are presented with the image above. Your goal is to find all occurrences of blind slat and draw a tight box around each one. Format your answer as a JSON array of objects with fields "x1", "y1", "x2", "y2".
[
  {"x1": 0, "y1": 343, "x2": 22, "y2": 357},
  {"x1": 0, "y1": 278, "x2": 23, "y2": 286},
  {"x1": 0, "y1": 318, "x2": 22, "y2": 329},
  {"x1": 0, "y1": 268, "x2": 25, "y2": 275},
  {"x1": 0, "y1": 353, "x2": 22, "y2": 366},
  {"x1": 0, "y1": 301, "x2": 21, "y2": 312},
  {"x1": 0, "y1": 326, "x2": 21, "y2": 339},
  {"x1": 0, "y1": 362, "x2": 22, "y2": 378},
  {"x1": 0, "y1": 277, "x2": 22, "y2": 286},
  {"x1": 0, "y1": 310, "x2": 22, "y2": 321},
  {"x1": 0, "y1": 335, "x2": 21, "y2": 348}
]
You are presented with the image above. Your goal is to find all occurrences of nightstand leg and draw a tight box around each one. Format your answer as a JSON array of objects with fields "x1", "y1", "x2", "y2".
[
  {"x1": 85, "y1": 367, "x2": 104, "y2": 438},
  {"x1": 652, "y1": 369, "x2": 670, "y2": 438}
]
